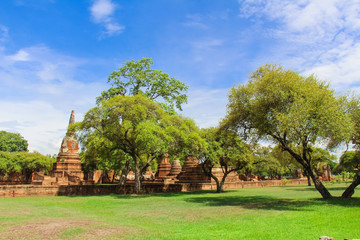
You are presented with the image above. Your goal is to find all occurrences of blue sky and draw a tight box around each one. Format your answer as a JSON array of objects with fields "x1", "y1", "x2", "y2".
[{"x1": 0, "y1": 0, "x2": 360, "y2": 155}]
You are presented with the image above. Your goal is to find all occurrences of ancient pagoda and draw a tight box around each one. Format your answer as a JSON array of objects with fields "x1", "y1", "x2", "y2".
[{"x1": 51, "y1": 110, "x2": 84, "y2": 184}]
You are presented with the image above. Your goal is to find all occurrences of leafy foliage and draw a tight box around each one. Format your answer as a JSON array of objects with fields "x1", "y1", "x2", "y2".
[
  {"x1": 200, "y1": 127, "x2": 251, "y2": 192},
  {"x1": 251, "y1": 146, "x2": 284, "y2": 178},
  {"x1": 334, "y1": 151, "x2": 360, "y2": 173},
  {"x1": 0, "y1": 151, "x2": 55, "y2": 183},
  {"x1": 76, "y1": 94, "x2": 203, "y2": 193},
  {"x1": 97, "y1": 57, "x2": 188, "y2": 114},
  {"x1": 225, "y1": 64, "x2": 354, "y2": 198},
  {"x1": 347, "y1": 95, "x2": 360, "y2": 148},
  {"x1": 0, "y1": 131, "x2": 28, "y2": 152}
]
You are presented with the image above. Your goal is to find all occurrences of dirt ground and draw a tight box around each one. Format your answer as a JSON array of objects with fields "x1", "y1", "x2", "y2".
[{"x1": 0, "y1": 218, "x2": 131, "y2": 240}]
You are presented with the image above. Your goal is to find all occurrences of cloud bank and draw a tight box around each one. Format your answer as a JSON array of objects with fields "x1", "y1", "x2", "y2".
[{"x1": 239, "y1": 0, "x2": 360, "y2": 92}]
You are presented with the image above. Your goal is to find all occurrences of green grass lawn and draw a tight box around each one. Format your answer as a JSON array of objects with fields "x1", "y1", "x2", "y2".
[{"x1": 0, "y1": 183, "x2": 359, "y2": 240}]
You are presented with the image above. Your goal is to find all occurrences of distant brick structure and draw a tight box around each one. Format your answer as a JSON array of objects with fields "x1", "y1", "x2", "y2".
[{"x1": 156, "y1": 154, "x2": 172, "y2": 179}]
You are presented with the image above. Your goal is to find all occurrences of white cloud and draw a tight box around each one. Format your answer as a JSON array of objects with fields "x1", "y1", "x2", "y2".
[
  {"x1": 238, "y1": 0, "x2": 360, "y2": 93},
  {"x1": 9, "y1": 49, "x2": 30, "y2": 61},
  {"x1": 0, "y1": 101, "x2": 68, "y2": 155},
  {"x1": 90, "y1": 0, "x2": 124, "y2": 36},
  {"x1": 104, "y1": 22, "x2": 124, "y2": 36},
  {"x1": 304, "y1": 41, "x2": 360, "y2": 92},
  {"x1": 0, "y1": 45, "x2": 107, "y2": 155},
  {"x1": 90, "y1": 0, "x2": 115, "y2": 22}
]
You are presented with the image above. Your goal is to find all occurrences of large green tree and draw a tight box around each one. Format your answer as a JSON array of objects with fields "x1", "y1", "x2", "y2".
[
  {"x1": 200, "y1": 127, "x2": 252, "y2": 193},
  {"x1": 75, "y1": 94, "x2": 203, "y2": 193},
  {"x1": 225, "y1": 64, "x2": 354, "y2": 199},
  {"x1": 0, "y1": 131, "x2": 28, "y2": 152},
  {"x1": 98, "y1": 57, "x2": 188, "y2": 114}
]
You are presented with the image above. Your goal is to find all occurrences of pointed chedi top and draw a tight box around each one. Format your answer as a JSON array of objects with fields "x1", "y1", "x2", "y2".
[
  {"x1": 69, "y1": 110, "x2": 75, "y2": 125},
  {"x1": 66, "y1": 110, "x2": 76, "y2": 136}
]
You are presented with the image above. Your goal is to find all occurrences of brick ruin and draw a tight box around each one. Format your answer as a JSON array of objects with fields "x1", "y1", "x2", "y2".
[
  {"x1": 32, "y1": 111, "x2": 93, "y2": 186},
  {"x1": 124, "y1": 155, "x2": 248, "y2": 188}
]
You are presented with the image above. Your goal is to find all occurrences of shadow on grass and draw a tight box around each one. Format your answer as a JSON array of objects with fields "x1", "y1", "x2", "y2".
[
  {"x1": 184, "y1": 195, "x2": 314, "y2": 211},
  {"x1": 286, "y1": 186, "x2": 353, "y2": 192},
  {"x1": 110, "y1": 190, "x2": 217, "y2": 199},
  {"x1": 60, "y1": 190, "x2": 217, "y2": 200},
  {"x1": 184, "y1": 194, "x2": 360, "y2": 211}
]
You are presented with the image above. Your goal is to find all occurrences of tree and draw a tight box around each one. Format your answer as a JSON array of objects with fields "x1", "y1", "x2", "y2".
[
  {"x1": 75, "y1": 94, "x2": 203, "y2": 193},
  {"x1": 98, "y1": 58, "x2": 188, "y2": 114},
  {"x1": 335, "y1": 151, "x2": 360, "y2": 173},
  {"x1": 200, "y1": 127, "x2": 252, "y2": 193},
  {"x1": 0, "y1": 131, "x2": 28, "y2": 152},
  {"x1": 252, "y1": 145, "x2": 284, "y2": 179},
  {"x1": 339, "y1": 96, "x2": 360, "y2": 197},
  {"x1": 225, "y1": 64, "x2": 353, "y2": 199},
  {"x1": 0, "y1": 151, "x2": 55, "y2": 183}
]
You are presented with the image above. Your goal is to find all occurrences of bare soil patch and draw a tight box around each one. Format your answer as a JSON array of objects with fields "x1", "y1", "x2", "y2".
[{"x1": 1, "y1": 218, "x2": 131, "y2": 240}]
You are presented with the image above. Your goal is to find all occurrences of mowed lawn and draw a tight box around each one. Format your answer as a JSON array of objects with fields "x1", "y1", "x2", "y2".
[{"x1": 0, "y1": 184, "x2": 359, "y2": 240}]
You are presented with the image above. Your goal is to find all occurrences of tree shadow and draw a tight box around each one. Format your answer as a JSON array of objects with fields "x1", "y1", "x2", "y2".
[
  {"x1": 313, "y1": 197, "x2": 360, "y2": 207},
  {"x1": 108, "y1": 190, "x2": 217, "y2": 199},
  {"x1": 184, "y1": 195, "x2": 313, "y2": 211},
  {"x1": 184, "y1": 195, "x2": 360, "y2": 211}
]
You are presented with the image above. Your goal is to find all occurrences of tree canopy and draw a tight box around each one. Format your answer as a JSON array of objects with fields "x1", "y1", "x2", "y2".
[
  {"x1": 0, "y1": 131, "x2": 28, "y2": 152},
  {"x1": 0, "y1": 151, "x2": 55, "y2": 183},
  {"x1": 334, "y1": 151, "x2": 360, "y2": 173},
  {"x1": 75, "y1": 94, "x2": 203, "y2": 193},
  {"x1": 97, "y1": 57, "x2": 188, "y2": 114},
  {"x1": 224, "y1": 64, "x2": 354, "y2": 198},
  {"x1": 200, "y1": 127, "x2": 252, "y2": 192}
]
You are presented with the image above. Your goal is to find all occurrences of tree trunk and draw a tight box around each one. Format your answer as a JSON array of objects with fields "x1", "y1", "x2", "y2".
[
  {"x1": 119, "y1": 170, "x2": 127, "y2": 185},
  {"x1": 304, "y1": 168, "x2": 312, "y2": 186},
  {"x1": 218, "y1": 172, "x2": 230, "y2": 193},
  {"x1": 133, "y1": 158, "x2": 141, "y2": 194},
  {"x1": 96, "y1": 171, "x2": 105, "y2": 184},
  {"x1": 342, "y1": 174, "x2": 360, "y2": 198},
  {"x1": 111, "y1": 171, "x2": 117, "y2": 183},
  {"x1": 307, "y1": 175, "x2": 311, "y2": 186},
  {"x1": 25, "y1": 170, "x2": 32, "y2": 184},
  {"x1": 306, "y1": 166, "x2": 332, "y2": 199},
  {"x1": 282, "y1": 145, "x2": 331, "y2": 199},
  {"x1": 214, "y1": 177, "x2": 222, "y2": 193},
  {"x1": 201, "y1": 162, "x2": 221, "y2": 192},
  {"x1": 119, "y1": 160, "x2": 131, "y2": 185}
]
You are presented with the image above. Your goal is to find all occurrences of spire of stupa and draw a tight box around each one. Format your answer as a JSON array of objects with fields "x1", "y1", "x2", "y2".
[{"x1": 69, "y1": 110, "x2": 75, "y2": 125}]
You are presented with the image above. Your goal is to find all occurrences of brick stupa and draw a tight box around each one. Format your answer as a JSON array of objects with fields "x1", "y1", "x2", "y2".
[
  {"x1": 51, "y1": 110, "x2": 84, "y2": 184},
  {"x1": 156, "y1": 154, "x2": 172, "y2": 179},
  {"x1": 176, "y1": 156, "x2": 211, "y2": 183}
]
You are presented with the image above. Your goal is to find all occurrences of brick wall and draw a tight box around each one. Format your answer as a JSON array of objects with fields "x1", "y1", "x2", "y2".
[{"x1": 0, "y1": 179, "x2": 309, "y2": 198}]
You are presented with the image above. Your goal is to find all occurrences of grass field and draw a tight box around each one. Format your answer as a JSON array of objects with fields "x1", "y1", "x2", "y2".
[{"x1": 0, "y1": 183, "x2": 359, "y2": 240}]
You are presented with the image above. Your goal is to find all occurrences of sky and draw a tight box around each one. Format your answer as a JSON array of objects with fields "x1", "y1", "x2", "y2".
[{"x1": 0, "y1": 0, "x2": 360, "y2": 155}]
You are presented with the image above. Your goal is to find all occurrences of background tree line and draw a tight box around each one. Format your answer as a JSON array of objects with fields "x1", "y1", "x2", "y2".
[{"x1": 0, "y1": 131, "x2": 55, "y2": 183}]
